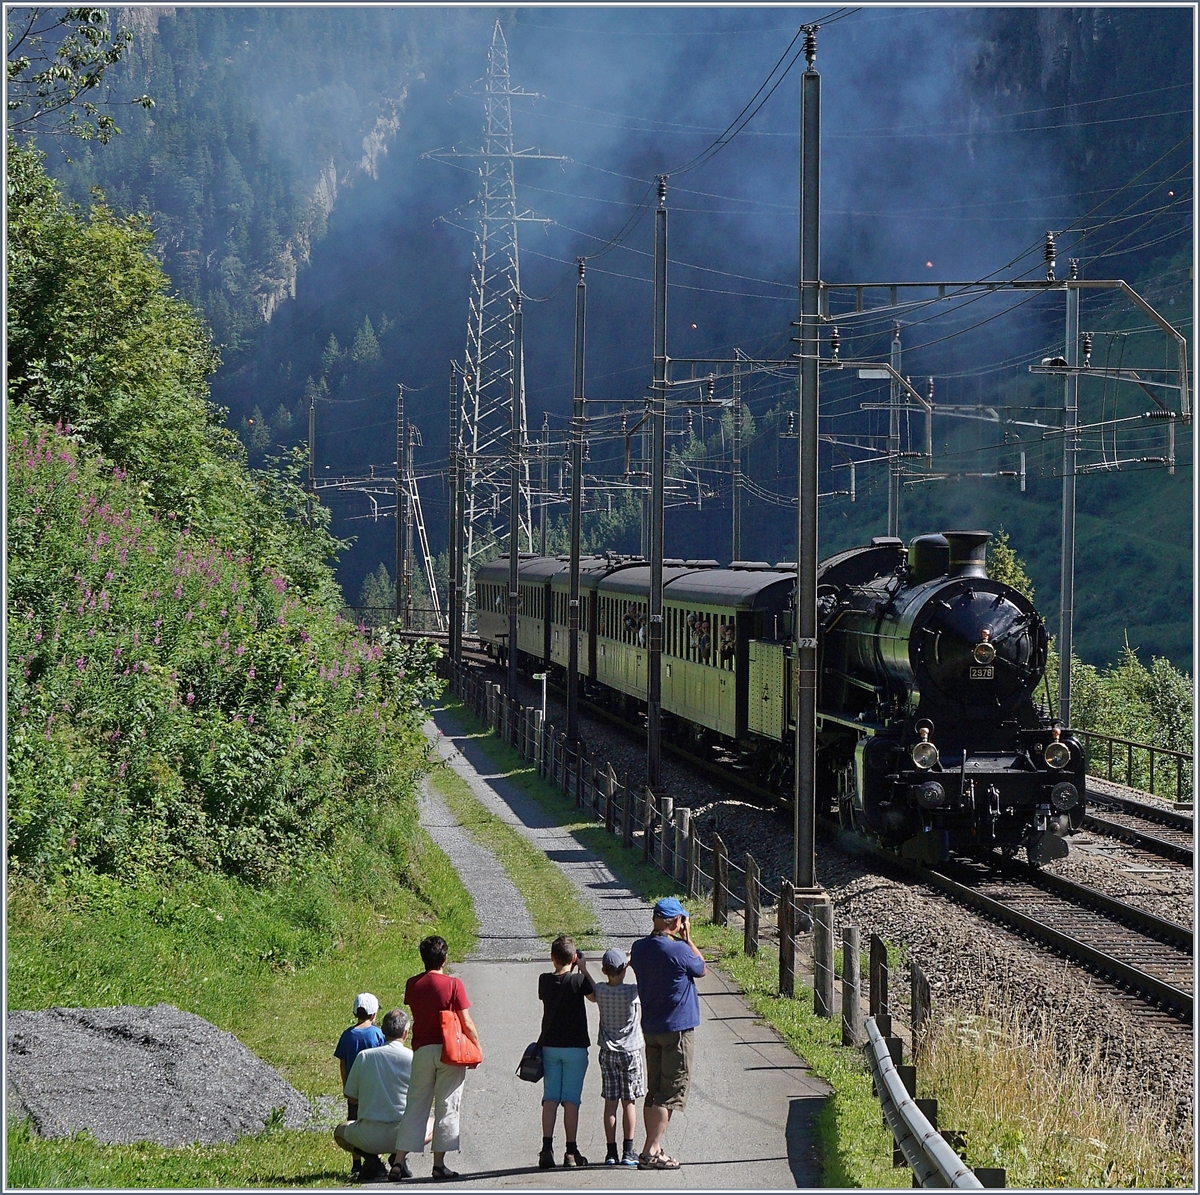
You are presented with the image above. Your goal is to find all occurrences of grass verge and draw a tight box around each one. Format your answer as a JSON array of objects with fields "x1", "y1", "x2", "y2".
[
  {"x1": 924, "y1": 1002, "x2": 1192, "y2": 1187},
  {"x1": 426, "y1": 749, "x2": 599, "y2": 945},
  {"x1": 6, "y1": 799, "x2": 477, "y2": 1188}
]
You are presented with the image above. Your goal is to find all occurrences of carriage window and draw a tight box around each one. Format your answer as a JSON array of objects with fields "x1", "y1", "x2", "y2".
[
  {"x1": 690, "y1": 611, "x2": 711, "y2": 664},
  {"x1": 719, "y1": 614, "x2": 735, "y2": 671}
]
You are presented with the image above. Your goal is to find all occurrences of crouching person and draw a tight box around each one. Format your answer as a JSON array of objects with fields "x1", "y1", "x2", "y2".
[{"x1": 334, "y1": 1009, "x2": 414, "y2": 1183}]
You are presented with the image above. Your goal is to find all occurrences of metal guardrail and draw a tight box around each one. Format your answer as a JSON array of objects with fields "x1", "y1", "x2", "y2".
[
  {"x1": 864, "y1": 1017, "x2": 984, "y2": 1189},
  {"x1": 1080, "y1": 729, "x2": 1193, "y2": 804}
]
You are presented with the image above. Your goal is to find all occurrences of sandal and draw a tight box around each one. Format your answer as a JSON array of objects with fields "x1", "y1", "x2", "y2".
[
  {"x1": 431, "y1": 1165, "x2": 460, "y2": 1181},
  {"x1": 638, "y1": 1152, "x2": 680, "y2": 1170}
]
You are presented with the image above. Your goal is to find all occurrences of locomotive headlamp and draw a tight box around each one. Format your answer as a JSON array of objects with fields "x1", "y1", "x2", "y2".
[
  {"x1": 1044, "y1": 728, "x2": 1071, "y2": 770},
  {"x1": 911, "y1": 727, "x2": 939, "y2": 770},
  {"x1": 972, "y1": 628, "x2": 997, "y2": 665},
  {"x1": 1050, "y1": 782, "x2": 1079, "y2": 811}
]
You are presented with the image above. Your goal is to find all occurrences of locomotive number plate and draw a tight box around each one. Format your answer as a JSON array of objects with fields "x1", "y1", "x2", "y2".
[{"x1": 970, "y1": 665, "x2": 995, "y2": 680}]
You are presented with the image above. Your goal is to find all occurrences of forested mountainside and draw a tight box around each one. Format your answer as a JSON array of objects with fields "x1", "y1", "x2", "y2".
[
  {"x1": 50, "y1": 6, "x2": 475, "y2": 356},
  {"x1": 41, "y1": 6, "x2": 1192, "y2": 671}
]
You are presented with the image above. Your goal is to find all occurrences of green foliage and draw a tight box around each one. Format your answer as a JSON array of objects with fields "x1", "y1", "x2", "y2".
[
  {"x1": 350, "y1": 315, "x2": 381, "y2": 363},
  {"x1": 6, "y1": 405, "x2": 444, "y2": 884},
  {"x1": 986, "y1": 528, "x2": 1034, "y2": 601},
  {"x1": 7, "y1": 141, "x2": 347, "y2": 602},
  {"x1": 6, "y1": 7, "x2": 153, "y2": 144},
  {"x1": 1066, "y1": 640, "x2": 1193, "y2": 754},
  {"x1": 357, "y1": 562, "x2": 396, "y2": 625},
  {"x1": 5, "y1": 786, "x2": 477, "y2": 1185}
]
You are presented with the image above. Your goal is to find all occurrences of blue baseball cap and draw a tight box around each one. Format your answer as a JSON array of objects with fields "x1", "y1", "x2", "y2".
[{"x1": 653, "y1": 897, "x2": 687, "y2": 920}]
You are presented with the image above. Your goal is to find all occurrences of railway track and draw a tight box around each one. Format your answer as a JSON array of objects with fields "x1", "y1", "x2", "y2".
[
  {"x1": 912, "y1": 854, "x2": 1193, "y2": 1023},
  {"x1": 1083, "y1": 794, "x2": 1194, "y2": 866}
]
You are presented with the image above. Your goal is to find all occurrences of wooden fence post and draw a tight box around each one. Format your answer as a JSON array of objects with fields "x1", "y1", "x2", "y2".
[
  {"x1": 658, "y1": 797, "x2": 674, "y2": 873},
  {"x1": 870, "y1": 934, "x2": 889, "y2": 1018},
  {"x1": 675, "y1": 807, "x2": 690, "y2": 886},
  {"x1": 642, "y1": 789, "x2": 655, "y2": 863},
  {"x1": 686, "y1": 818, "x2": 699, "y2": 898},
  {"x1": 621, "y1": 770, "x2": 634, "y2": 849},
  {"x1": 911, "y1": 961, "x2": 932, "y2": 1062},
  {"x1": 813, "y1": 900, "x2": 835, "y2": 1019},
  {"x1": 744, "y1": 853, "x2": 760, "y2": 956},
  {"x1": 842, "y1": 926, "x2": 862, "y2": 1045},
  {"x1": 711, "y1": 834, "x2": 728, "y2": 925},
  {"x1": 779, "y1": 879, "x2": 796, "y2": 998}
]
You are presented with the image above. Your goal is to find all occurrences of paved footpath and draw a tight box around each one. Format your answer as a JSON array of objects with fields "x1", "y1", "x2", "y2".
[{"x1": 376, "y1": 705, "x2": 829, "y2": 1189}]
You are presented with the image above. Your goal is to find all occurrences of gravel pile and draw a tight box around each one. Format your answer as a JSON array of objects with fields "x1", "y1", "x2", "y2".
[
  {"x1": 498, "y1": 668, "x2": 1194, "y2": 1128},
  {"x1": 6, "y1": 1003, "x2": 312, "y2": 1145}
]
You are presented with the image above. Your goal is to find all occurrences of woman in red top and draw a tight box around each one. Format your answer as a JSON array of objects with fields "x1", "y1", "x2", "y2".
[{"x1": 391, "y1": 935, "x2": 481, "y2": 1181}]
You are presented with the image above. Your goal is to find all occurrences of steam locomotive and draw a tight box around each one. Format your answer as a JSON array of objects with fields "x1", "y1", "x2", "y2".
[{"x1": 475, "y1": 529, "x2": 1086, "y2": 866}]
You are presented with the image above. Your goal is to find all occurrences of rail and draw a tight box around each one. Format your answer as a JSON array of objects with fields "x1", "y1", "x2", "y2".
[
  {"x1": 1080, "y1": 729, "x2": 1193, "y2": 805},
  {"x1": 864, "y1": 1017, "x2": 984, "y2": 1189}
]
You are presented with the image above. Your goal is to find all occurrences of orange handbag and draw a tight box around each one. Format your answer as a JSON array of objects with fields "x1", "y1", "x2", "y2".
[{"x1": 440, "y1": 1008, "x2": 482, "y2": 1068}]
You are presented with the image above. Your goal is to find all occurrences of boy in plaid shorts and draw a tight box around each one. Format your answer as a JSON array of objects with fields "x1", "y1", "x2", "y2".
[{"x1": 587, "y1": 947, "x2": 646, "y2": 1167}]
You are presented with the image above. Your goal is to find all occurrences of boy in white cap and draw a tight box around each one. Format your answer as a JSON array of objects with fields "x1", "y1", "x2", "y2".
[
  {"x1": 334, "y1": 993, "x2": 385, "y2": 1179},
  {"x1": 586, "y1": 947, "x2": 646, "y2": 1167}
]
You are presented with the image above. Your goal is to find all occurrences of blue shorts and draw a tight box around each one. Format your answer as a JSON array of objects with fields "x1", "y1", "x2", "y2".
[{"x1": 541, "y1": 1046, "x2": 588, "y2": 1106}]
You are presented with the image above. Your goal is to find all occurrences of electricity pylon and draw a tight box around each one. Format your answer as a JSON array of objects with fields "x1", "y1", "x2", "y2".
[{"x1": 425, "y1": 20, "x2": 565, "y2": 628}]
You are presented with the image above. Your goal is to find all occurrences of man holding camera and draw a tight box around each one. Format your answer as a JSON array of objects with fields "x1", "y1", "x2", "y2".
[{"x1": 629, "y1": 896, "x2": 706, "y2": 1170}]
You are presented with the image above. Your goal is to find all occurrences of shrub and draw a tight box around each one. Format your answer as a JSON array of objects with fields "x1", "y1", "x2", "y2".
[{"x1": 6, "y1": 406, "x2": 442, "y2": 885}]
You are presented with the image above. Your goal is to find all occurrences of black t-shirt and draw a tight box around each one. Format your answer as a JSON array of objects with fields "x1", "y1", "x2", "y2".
[{"x1": 538, "y1": 970, "x2": 594, "y2": 1048}]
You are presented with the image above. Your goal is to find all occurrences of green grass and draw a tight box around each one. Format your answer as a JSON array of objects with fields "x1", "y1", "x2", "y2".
[
  {"x1": 6, "y1": 801, "x2": 478, "y2": 1187},
  {"x1": 6, "y1": 1118, "x2": 352, "y2": 1189},
  {"x1": 426, "y1": 751, "x2": 600, "y2": 946},
  {"x1": 434, "y1": 697, "x2": 900, "y2": 1187}
]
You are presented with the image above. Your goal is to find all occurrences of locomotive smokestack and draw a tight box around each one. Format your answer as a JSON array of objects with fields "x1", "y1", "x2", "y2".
[{"x1": 944, "y1": 530, "x2": 991, "y2": 578}]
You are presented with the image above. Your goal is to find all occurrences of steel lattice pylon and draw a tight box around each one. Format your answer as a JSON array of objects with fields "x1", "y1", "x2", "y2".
[{"x1": 426, "y1": 21, "x2": 564, "y2": 627}]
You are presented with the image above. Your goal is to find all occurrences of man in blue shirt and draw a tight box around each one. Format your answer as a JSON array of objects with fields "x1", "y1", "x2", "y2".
[{"x1": 628, "y1": 896, "x2": 706, "y2": 1170}]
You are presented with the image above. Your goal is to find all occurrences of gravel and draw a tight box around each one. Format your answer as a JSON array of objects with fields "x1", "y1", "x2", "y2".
[
  {"x1": 494, "y1": 665, "x2": 1195, "y2": 1129},
  {"x1": 6, "y1": 1003, "x2": 312, "y2": 1145}
]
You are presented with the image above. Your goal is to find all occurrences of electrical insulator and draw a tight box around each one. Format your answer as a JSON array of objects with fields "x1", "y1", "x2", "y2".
[
  {"x1": 803, "y1": 25, "x2": 817, "y2": 68},
  {"x1": 829, "y1": 326, "x2": 840, "y2": 360},
  {"x1": 787, "y1": 411, "x2": 796, "y2": 436},
  {"x1": 1081, "y1": 332, "x2": 1093, "y2": 367},
  {"x1": 927, "y1": 377, "x2": 935, "y2": 403},
  {"x1": 1044, "y1": 231, "x2": 1056, "y2": 282},
  {"x1": 707, "y1": 374, "x2": 715, "y2": 402},
  {"x1": 686, "y1": 409, "x2": 694, "y2": 437}
]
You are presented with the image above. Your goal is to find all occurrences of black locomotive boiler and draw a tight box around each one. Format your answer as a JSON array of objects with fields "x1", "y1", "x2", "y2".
[{"x1": 475, "y1": 528, "x2": 1086, "y2": 867}]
